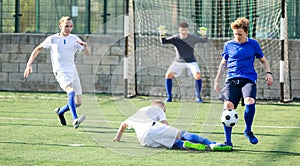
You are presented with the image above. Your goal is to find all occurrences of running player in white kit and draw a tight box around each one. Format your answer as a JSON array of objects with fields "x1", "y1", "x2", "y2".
[{"x1": 24, "y1": 16, "x2": 91, "y2": 129}]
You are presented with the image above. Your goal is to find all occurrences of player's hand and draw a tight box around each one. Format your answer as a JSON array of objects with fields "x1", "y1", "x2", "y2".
[
  {"x1": 112, "y1": 137, "x2": 120, "y2": 142},
  {"x1": 24, "y1": 65, "x2": 33, "y2": 78},
  {"x1": 265, "y1": 73, "x2": 274, "y2": 86},
  {"x1": 214, "y1": 82, "x2": 221, "y2": 94},
  {"x1": 197, "y1": 27, "x2": 207, "y2": 37},
  {"x1": 157, "y1": 26, "x2": 167, "y2": 37}
]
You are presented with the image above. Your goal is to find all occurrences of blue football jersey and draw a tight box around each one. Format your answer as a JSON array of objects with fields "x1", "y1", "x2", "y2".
[{"x1": 221, "y1": 38, "x2": 264, "y2": 83}]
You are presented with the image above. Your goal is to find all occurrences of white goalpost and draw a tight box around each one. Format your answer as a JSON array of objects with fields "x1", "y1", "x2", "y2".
[
  {"x1": 124, "y1": 0, "x2": 137, "y2": 98},
  {"x1": 280, "y1": 0, "x2": 292, "y2": 102}
]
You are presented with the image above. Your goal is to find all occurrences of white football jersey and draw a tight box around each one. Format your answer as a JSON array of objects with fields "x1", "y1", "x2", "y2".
[
  {"x1": 125, "y1": 106, "x2": 179, "y2": 148},
  {"x1": 40, "y1": 34, "x2": 84, "y2": 75}
]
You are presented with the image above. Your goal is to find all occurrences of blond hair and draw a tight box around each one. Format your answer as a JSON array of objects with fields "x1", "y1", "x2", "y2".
[
  {"x1": 59, "y1": 16, "x2": 72, "y2": 25},
  {"x1": 151, "y1": 100, "x2": 165, "y2": 109},
  {"x1": 231, "y1": 17, "x2": 249, "y2": 32}
]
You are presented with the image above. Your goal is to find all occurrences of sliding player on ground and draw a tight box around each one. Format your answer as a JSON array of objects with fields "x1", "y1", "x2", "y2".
[{"x1": 113, "y1": 100, "x2": 232, "y2": 151}]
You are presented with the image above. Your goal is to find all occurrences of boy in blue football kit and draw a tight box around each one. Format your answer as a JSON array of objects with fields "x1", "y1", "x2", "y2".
[
  {"x1": 214, "y1": 17, "x2": 274, "y2": 147},
  {"x1": 24, "y1": 16, "x2": 91, "y2": 129},
  {"x1": 159, "y1": 22, "x2": 208, "y2": 103}
]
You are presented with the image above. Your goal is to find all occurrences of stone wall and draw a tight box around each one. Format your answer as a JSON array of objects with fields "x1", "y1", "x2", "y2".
[
  {"x1": 289, "y1": 40, "x2": 300, "y2": 99},
  {"x1": 0, "y1": 33, "x2": 299, "y2": 100}
]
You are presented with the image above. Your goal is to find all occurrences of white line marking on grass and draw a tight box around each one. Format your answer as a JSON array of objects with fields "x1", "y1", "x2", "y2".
[
  {"x1": 69, "y1": 144, "x2": 84, "y2": 147},
  {"x1": 0, "y1": 95, "x2": 97, "y2": 100},
  {"x1": 0, "y1": 95, "x2": 67, "y2": 100},
  {"x1": 1, "y1": 117, "x2": 299, "y2": 129},
  {"x1": 0, "y1": 117, "x2": 57, "y2": 121}
]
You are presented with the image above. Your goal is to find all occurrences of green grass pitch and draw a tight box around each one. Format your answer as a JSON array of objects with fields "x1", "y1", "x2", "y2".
[{"x1": 0, "y1": 92, "x2": 299, "y2": 165}]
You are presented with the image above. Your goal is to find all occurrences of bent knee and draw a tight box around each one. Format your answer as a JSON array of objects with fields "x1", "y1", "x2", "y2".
[
  {"x1": 194, "y1": 73, "x2": 201, "y2": 80},
  {"x1": 244, "y1": 97, "x2": 255, "y2": 105},
  {"x1": 65, "y1": 85, "x2": 74, "y2": 93},
  {"x1": 224, "y1": 101, "x2": 235, "y2": 110},
  {"x1": 165, "y1": 72, "x2": 174, "y2": 79},
  {"x1": 75, "y1": 99, "x2": 82, "y2": 107},
  {"x1": 75, "y1": 95, "x2": 83, "y2": 107},
  {"x1": 194, "y1": 75, "x2": 201, "y2": 80}
]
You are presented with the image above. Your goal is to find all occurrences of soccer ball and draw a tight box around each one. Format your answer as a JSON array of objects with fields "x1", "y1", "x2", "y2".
[{"x1": 221, "y1": 109, "x2": 238, "y2": 127}]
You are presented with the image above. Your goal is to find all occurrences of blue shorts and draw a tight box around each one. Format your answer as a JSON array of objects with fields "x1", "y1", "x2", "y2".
[{"x1": 219, "y1": 78, "x2": 256, "y2": 109}]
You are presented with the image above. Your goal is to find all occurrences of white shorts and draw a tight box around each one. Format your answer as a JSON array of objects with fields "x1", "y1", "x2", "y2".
[
  {"x1": 167, "y1": 61, "x2": 200, "y2": 77},
  {"x1": 54, "y1": 69, "x2": 82, "y2": 95},
  {"x1": 142, "y1": 122, "x2": 179, "y2": 149}
]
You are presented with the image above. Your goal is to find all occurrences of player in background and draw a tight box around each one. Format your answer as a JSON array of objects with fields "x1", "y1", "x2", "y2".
[
  {"x1": 113, "y1": 100, "x2": 232, "y2": 151},
  {"x1": 214, "y1": 17, "x2": 274, "y2": 146},
  {"x1": 159, "y1": 22, "x2": 208, "y2": 103},
  {"x1": 24, "y1": 16, "x2": 91, "y2": 129}
]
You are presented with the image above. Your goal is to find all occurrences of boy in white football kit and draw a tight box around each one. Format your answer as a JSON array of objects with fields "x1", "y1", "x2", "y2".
[
  {"x1": 113, "y1": 100, "x2": 232, "y2": 151},
  {"x1": 24, "y1": 16, "x2": 91, "y2": 129}
]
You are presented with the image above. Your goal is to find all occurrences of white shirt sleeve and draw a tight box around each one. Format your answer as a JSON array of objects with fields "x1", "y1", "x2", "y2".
[
  {"x1": 124, "y1": 119, "x2": 133, "y2": 129},
  {"x1": 40, "y1": 36, "x2": 52, "y2": 49},
  {"x1": 157, "y1": 111, "x2": 167, "y2": 122},
  {"x1": 74, "y1": 35, "x2": 84, "y2": 52}
]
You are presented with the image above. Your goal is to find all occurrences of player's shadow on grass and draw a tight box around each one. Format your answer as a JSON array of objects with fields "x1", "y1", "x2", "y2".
[
  {"x1": 82, "y1": 125, "x2": 115, "y2": 130},
  {"x1": 234, "y1": 132, "x2": 284, "y2": 137},
  {"x1": 82, "y1": 127, "x2": 135, "y2": 134},
  {"x1": 82, "y1": 130, "x2": 118, "y2": 134},
  {"x1": 198, "y1": 131, "x2": 284, "y2": 137}
]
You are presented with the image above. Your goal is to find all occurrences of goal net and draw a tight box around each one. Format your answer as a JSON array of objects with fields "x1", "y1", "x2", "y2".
[{"x1": 125, "y1": 0, "x2": 290, "y2": 101}]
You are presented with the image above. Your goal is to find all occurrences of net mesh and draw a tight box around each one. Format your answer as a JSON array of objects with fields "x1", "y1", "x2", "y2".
[{"x1": 128, "y1": 0, "x2": 290, "y2": 100}]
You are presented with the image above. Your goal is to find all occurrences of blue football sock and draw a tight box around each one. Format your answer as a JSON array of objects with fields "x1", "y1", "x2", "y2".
[
  {"x1": 180, "y1": 131, "x2": 214, "y2": 145},
  {"x1": 173, "y1": 140, "x2": 185, "y2": 149},
  {"x1": 165, "y1": 78, "x2": 172, "y2": 99},
  {"x1": 224, "y1": 125, "x2": 232, "y2": 145},
  {"x1": 195, "y1": 79, "x2": 202, "y2": 99},
  {"x1": 58, "y1": 104, "x2": 69, "y2": 115},
  {"x1": 244, "y1": 104, "x2": 256, "y2": 133},
  {"x1": 68, "y1": 91, "x2": 78, "y2": 120}
]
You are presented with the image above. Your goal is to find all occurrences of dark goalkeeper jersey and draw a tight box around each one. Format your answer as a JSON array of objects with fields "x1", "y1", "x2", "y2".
[{"x1": 161, "y1": 34, "x2": 207, "y2": 63}]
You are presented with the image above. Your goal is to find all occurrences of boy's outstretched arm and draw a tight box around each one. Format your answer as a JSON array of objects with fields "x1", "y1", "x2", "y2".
[
  {"x1": 112, "y1": 122, "x2": 128, "y2": 142},
  {"x1": 24, "y1": 45, "x2": 43, "y2": 78}
]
